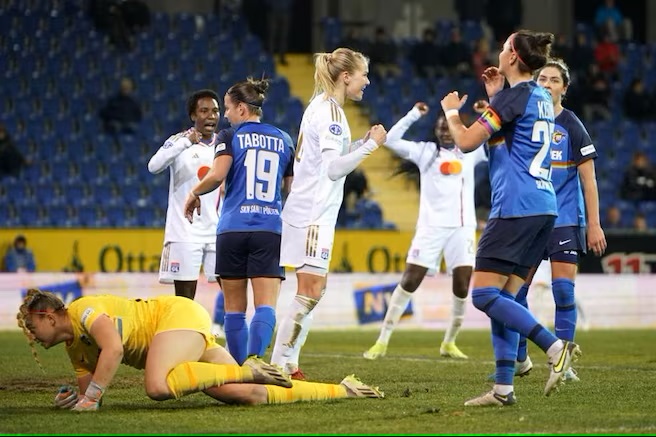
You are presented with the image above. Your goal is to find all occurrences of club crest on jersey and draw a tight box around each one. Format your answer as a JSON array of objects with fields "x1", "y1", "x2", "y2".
[
  {"x1": 411, "y1": 248, "x2": 420, "y2": 258},
  {"x1": 328, "y1": 124, "x2": 342, "y2": 136},
  {"x1": 170, "y1": 262, "x2": 180, "y2": 273},
  {"x1": 321, "y1": 248, "x2": 330, "y2": 260},
  {"x1": 552, "y1": 130, "x2": 566, "y2": 144}
]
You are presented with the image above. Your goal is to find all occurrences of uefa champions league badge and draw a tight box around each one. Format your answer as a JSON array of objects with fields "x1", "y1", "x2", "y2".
[{"x1": 328, "y1": 124, "x2": 342, "y2": 136}]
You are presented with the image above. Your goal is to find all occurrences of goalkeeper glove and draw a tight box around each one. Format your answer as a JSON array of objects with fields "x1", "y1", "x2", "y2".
[{"x1": 54, "y1": 385, "x2": 78, "y2": 409}]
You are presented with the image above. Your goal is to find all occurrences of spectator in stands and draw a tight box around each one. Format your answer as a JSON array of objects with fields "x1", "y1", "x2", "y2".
[
  {"x1": 337, "y1": 168, "x2": 371, "y2": 228},
  {"x1": 620, "y1": 151, "x2": 656, "y2": 202},
  {"x1": 634, "y1": 212, "x2": 648, "y2": 231},
  {"x1": 4, "y1": 235, "x2": 36, "y2": 273},
  {"x1": 0, "y1": 123, "x2": 28, "y2": 179},
  {"x1": 603, "y1": 205, "x2": 623, "y2": 229},
  {"x1": 88, "y1": 0, "x2": 132, "y2": 51},
  {"x1": 410, "y1": 28, "x2": 442, "y2": 78},
  {"x1": 119, "y1": 0, "x2": 150, "y2": 33},
  {"x1": 368, "y1": 26, "x2": 400, "y2": 79},
  {"x1": 454, "y1": 0, "x2": 485, "y2": 23},
  {"x1": 339, "y1": 28, "x2": 369, "y2": 55},
  {"x1": 99, "y1": 77, "x2": 142, "y2": 135},
  {"x1": 265, "y1": 0, "x2": 292, "y2": 65},
  {"x1": 441, "y1": 27, "x2": 472, "y2": 78},
  {"x1": 569, "y1": 31, "x2": 595, "y2": 80},
  {"x1": 551, "y1": 34, "x2": 571, "y2": 63},
  {"x1": 471, "y1": 37, "x2": 493, "y2": 79},
  {"x1": 485, "y1": 0, "x2": 522, "y2": 45},
  {"x1": 623, "y1": 78, "x2": 655, "y2": 122},
  {"x1": 593, "y1": 33, "x2": 620, "y2": 77},
  {"x1": 594, "y1": 0, "x2": 632, "y2": 42},
  {"x1": 582, "y1": 70, "x2": 612, "y2": 122}
]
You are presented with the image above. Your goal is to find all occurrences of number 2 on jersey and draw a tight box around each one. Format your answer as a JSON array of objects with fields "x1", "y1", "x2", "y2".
[
  {"x1": 244, "y1": 149, "x2": 279, "y2": 202},
  {"x1": 530, "y1": 120, "x2": 554, "y2": 180}
]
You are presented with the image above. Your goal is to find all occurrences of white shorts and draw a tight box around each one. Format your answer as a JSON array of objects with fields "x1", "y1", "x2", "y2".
[
  {"x1": 159, "y1": 241, "x2": 217, "y2": 284},
  {"x1": 406, "y1": 226, "x2": 475, "y2": 274},
  {"x1": 280, "y1": 222, "x2": 335, "y2": 272}
]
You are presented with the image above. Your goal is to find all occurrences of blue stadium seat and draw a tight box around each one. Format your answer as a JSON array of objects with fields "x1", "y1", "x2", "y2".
[
  {"x1": 78, "y1": 205, "x2": 96, "y2": 227},
  {"x1": 321, "y1": 17, "x2": 342, "y2": 51},
  {"x1": 18, "y1": 205, "x2": 39, "y2": 227},
  {"x1": 48, "y1": 205, "x2": 68, "y2": 226}
]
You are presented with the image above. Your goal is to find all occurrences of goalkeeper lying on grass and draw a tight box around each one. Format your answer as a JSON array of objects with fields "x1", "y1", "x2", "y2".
[{"x1": 17, "y1": 289, "x2": 383, "y2": 411}]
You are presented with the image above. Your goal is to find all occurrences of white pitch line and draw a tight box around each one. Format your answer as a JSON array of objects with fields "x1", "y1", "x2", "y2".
[{"x1": 303, "y1": 352, "x2": 654, "y2": 372}]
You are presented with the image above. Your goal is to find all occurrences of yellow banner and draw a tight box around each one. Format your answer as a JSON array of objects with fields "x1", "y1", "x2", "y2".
[
  {"x1": 0, "y1": 229, "x2": 417, "y2": 273},
  {"x1": 0, "y1": 229, "x2": 165, "y2": 273}
]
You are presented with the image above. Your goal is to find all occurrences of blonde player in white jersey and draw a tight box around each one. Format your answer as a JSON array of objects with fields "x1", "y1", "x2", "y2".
[
  {"x1": 148, "y1": 89, "x2": 223, "y2": 306},
  {"x1": 270, "y1": 48, "x2": 387, "y2": 378},
  {"x1": 364, "y1": 102, "x2": 487, "y2": 361}
]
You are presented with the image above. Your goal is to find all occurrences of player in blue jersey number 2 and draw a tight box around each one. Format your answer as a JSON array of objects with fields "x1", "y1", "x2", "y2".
[
  {"x1": 440, "y1": 30, "x2": 582, "y2": 406},
  {"x1": 509, "y1": 59, "x2": 606, "y2": 381}
]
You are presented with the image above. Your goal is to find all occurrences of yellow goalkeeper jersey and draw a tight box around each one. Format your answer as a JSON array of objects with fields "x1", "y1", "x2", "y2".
[{"x1": 65, "y1": 295, "x2": 216, "y2": 377}]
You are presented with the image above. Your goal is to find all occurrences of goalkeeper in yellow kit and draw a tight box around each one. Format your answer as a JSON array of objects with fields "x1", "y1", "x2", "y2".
[{"x1": 17, "y1": 289, "x2": 383, "y2": 411}]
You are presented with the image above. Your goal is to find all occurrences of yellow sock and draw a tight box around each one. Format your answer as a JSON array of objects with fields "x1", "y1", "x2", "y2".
[
  {"x1": 265, "y1": 380, "x2": 348, "y2": 404},
  {"x1": 166, "y1": 362, "x2": 252, "y2": 399}
]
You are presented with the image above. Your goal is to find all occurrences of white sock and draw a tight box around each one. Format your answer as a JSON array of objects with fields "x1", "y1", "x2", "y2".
[
  {"x1": 285, "y1": 312, "x2": 314, "y2": 372},
  {"x1": 270, "y1": 295, "x2": 318, "y2": 367},
  {"x1": 377, "y1": 285, "x2": 413, "y2": 344},
  {"x1": 494, "y1": 384, "x2": 513, "y2": 395},
  {"x1": 546, "y1": 339, "x2": 565, "y2": 362},
  {"x1": 443, "y1": 295, "x2": 467, "y2": 344}
]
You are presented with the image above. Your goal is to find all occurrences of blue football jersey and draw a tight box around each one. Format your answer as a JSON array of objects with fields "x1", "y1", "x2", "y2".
[
  {"x1": 477, "y1": 80, "x2": 558, "y2": 218},
  {"x1": 551, "y1": 108, "x2": 597, "y2": 228},
  {"x1": 215, "y1": 122, "x2": 294, "y2": 234}
]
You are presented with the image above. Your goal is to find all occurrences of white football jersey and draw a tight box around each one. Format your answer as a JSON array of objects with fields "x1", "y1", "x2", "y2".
[
  {"x1": 385, "y1": 108, "x2": 487, "y2": 228},
  {"x1": 281, "y1": 94, "x2": 351, "y2": 227},
  {"x1": 149, "y1": 132, "x2": 220, "y2": 243}
]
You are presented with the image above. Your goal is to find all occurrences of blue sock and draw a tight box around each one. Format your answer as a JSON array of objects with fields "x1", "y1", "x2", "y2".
[
  {"x1": 213, "y1": 291, "x2": 225, "y2": 326},
  {"x1": 515, "y1": 284, "x2": 529, "y2": 362},
  {"x1": 224, "y1": 312, "x2": 249, "y2": 365},
  {"x1": 492, "y1": 290, "x2": 519, "y2": 386},
  {"x1": 472, "y1": 286, "x2": 558, "y2": 353},
  {"x1": 552, "y1": 278, "x2": 576, "y2": 341},
  {"x1": 248, "y1": 305, "x2": 276, "y2": 358}
]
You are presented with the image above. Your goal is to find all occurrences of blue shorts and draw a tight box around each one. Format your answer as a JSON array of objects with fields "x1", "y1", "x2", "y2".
[
  {"x1": 215, "y1": 232, "x2": 285, "y2": 279},
  {"x1": 543, "y1": 226, "x2": 586, "y2": 264},
  {"x1": 476, "y1": 215, "x2": 556, "y2": 276}
]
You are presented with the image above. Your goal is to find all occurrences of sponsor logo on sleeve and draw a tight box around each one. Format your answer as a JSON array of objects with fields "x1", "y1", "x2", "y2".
[
  {"x1": 80, "y1": 308, "x2": 94, "y2": 326},
  {"x1": 328, "y1": 124, "x2": 342, "y2": 136},
  {"x1": 581, "y1": 145, "x2": 596, "y2": 156},
  {"x1": 215, "y1": 142, "x2": 226, "y2": 153}
]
